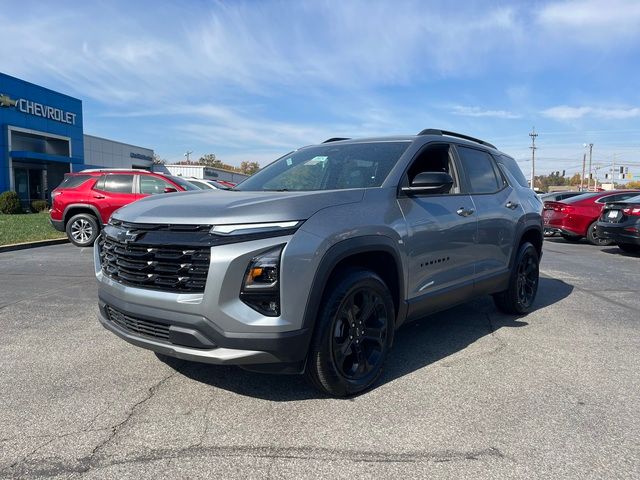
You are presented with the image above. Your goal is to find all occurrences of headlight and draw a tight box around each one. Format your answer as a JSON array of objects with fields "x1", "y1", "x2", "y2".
[{"x1": 240, "y1": 245, "x2": 284, "y2": 316}]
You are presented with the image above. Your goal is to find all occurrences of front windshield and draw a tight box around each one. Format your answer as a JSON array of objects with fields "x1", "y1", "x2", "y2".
[{"x1": 236, "y1": 141, "x2": 410, "y2": 191}]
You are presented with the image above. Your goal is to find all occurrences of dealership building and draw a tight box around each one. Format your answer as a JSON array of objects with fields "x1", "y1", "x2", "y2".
[{"x1": 0, "y1": 72, "x2": 154, "y2": 204}]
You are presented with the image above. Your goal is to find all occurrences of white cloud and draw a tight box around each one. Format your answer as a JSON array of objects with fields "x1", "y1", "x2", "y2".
[
  {"x1": 451, "y1": 106, "x2": 521, "y2": 119},
  {"x1": 542, "y1": 105, "x2": 640, "y2": 120},
  {"x1": 537, "y1": 0, "x2": 640, "y2": 42}
]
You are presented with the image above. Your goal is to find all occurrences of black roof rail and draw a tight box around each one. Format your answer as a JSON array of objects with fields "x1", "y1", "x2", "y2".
[
  {"x1": 322, "y1": 137, "x2": 350, "y2": 143},
  {"x1": 417, "y1": 129, "x2": 496, "y2": 150}
]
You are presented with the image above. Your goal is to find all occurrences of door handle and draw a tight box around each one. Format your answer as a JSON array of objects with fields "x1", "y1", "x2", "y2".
[
  {"x1": 506, "y1": 201, "x2": 519, "y2": 209},
  {"x1": 456, "y1": 207, "x2": 475, "y2": 217},
  {"x1": 93, "y1": 195, "x2": 105, "y2": 199}
]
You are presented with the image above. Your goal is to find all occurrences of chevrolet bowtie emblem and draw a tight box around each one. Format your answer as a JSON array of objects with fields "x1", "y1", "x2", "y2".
[{"x1": 0, "y1": 93, "x2": 17, "y2": 108}]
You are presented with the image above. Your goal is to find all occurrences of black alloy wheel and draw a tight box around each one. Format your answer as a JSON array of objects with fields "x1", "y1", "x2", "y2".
[
  {"x1": 515, "y1": 252, "x2": 539, "y2": 310},
  {"x1": 305, "y1": 269, "x2": 394, "y2": 397},
  {"x1": 331, "y1": 288, "x2": 388, "y2": 380},
  {"x1": 493, "y1": 241, "x2": 540, "y2": 315}
]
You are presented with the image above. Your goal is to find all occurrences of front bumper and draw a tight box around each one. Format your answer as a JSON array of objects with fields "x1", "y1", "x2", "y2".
[
  {"x1": 50, "y1": 217, "x2": 65, "y2": 232},
  {"x1": 94, "y1": 233, "x2": 317, "y2": 370}
]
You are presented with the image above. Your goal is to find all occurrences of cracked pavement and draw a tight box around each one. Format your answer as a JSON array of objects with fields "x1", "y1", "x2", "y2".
[{"x1": 1, "y1": 240, "x2": 639, "y2": 479}]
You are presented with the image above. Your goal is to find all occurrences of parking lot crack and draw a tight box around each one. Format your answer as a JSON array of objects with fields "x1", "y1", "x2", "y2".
[{"x1": 86, "y1": 370, "x2": 178, "y2": 460}]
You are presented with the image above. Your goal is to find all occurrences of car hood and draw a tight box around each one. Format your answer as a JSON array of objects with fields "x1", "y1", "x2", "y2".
[{"x1": 112, "y1": 189, "x2": 364, "y2": 225}]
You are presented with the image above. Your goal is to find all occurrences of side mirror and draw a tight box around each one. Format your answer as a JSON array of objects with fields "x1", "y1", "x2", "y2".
[
  {"x1": 163, "y1": 187, "x2": 178, "y2": 193},
  {"x1": 401, "y1": 171, "x2": 454, "y2": 195}
]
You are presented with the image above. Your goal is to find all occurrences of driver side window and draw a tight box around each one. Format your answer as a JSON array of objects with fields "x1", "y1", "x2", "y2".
[{"x1": 406, "y1": 143, "x2": 459, "y2": 194}]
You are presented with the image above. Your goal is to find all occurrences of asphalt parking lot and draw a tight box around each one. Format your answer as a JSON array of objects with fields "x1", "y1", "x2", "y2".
[{"x1": 1, "y1": 239, "x2": 639, "y2": 479}]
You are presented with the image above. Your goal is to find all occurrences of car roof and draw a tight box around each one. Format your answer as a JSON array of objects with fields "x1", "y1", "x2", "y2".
[
  {"x1": 73, "y1": 169, "x2": 160, "y2": 176},
  {"x1": 312, "y1": 130, "x2": 501, "y2": 153}
]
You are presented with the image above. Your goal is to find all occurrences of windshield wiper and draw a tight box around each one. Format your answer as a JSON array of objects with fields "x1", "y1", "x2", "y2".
[{"x1": 263, "y1": 188, "x2": 290, "y2": 192}]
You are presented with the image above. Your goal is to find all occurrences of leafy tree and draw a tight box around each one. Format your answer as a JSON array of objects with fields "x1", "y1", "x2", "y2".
[
  {"x1": 239, "y1": 161, "x2": 260, "y2": 175},
  {"x1": 568, "y1": 173, "x2": 582, "y2": 186},
  {"x1": 625, "y1": 180, "x2": 640, "y2": 189},
  {"x1": 198, "y1": 154, "x2": 224, "y2": 168}
]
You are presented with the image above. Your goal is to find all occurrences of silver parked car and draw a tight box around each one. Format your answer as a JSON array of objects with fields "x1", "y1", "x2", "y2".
[{"x1": 94, "y1": 129, "x2": 543, "y2": 396}]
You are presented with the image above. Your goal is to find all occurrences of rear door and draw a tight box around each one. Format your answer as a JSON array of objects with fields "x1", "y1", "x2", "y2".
[
  {"x1": 454, "y1": 145, "x2": 522, "y2": 278},
  {"x1": 92, "y1": 174, "x2": 136, "y2": 222}
]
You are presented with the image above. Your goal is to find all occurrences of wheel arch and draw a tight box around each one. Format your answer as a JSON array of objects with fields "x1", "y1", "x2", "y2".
[
  {"x1": 510, "y1": 225, "x2": 543, "y2": 269},
  {"x1": 301, "y1": 236, "x2": 406, "y2": 336},
  {"x1": 63, "y1": 203, "x2": 103, "y2": 227}
]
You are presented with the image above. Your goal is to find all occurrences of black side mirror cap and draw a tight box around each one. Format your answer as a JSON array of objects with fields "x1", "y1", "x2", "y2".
[{"x1": 401, "y1": 171, "x2": 454, "y2": 195}]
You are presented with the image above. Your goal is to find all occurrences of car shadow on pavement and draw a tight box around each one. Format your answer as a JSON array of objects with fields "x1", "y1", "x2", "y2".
[
  {"x1": 156, "y1": 277, "x2": 573, "y2": 401},
  {"x1": 600, "y1": 247, "x2": 640, "y2": 257}
]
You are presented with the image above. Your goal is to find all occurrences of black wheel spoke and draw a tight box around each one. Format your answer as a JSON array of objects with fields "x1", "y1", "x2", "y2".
[{"x1": 331, "y1": 286, "x2": 389, "y2": 381}]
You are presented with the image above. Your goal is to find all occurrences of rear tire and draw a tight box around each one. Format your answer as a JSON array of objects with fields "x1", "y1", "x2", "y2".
[
  {"x1": 618, "y1": 243, "x2": 640, "y2": 254},
  {"x1": 66, "y1": 213, "x2": 99, "y2": 247},
  {"x1": 586, "y1": 221, "x2": 613, "y2": 246},
  {"x1": 305, "y1": 269, "x2": 394, "y2": 397},
  {"x1": 493, "y1": 242, "x2": 540, "y2": 315}
]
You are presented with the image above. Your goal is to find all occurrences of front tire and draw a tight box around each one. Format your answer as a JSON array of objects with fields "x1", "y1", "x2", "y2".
[
  {"x1": 66, "y1": 213, "x2": 99, "y2": 247},
  {"x1": 493, "y1": 242, "x2": 540, "y2": 315},
  {"x1": 305, "y1": 269, "x2": 394, "y2": 397}
]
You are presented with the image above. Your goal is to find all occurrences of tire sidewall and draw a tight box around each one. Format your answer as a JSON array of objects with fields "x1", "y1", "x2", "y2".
[
  {"x1": 587, "y1": 221, "x2": 612, "y2": 246},
  {"x1": 308, "y1": 269, "x2": 395, "y2": 397},
  {"x1": 66, "y1": 213, "x2": 99, "y2": 247},
  {"x1": 510, "y1": 242, "x2": 540, "y2": 314}
]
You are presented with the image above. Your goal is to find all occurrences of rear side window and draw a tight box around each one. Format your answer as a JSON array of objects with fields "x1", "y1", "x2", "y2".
[
  {"x1": 56, "y1": 174, "x2": 92, "y2": 190},
  {"x1": 99, "y1": 174, "x2": 134, "y2": 193},
  {"x1": 497, "y1": 155, "x2": 529, "y2": 188},
  {"x1": 457, "y1": 146, "x2": 502, "y2": 194},
  {"x1": 597, "y1": 193, "x2": 640, "y2": 203}
]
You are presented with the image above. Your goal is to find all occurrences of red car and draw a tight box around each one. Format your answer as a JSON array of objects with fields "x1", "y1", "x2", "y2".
[
  {"x1": 543, "y1": 190, "x2": 640, "y2": 245},
  {"x1": 50, "y1": 169, "x2": 198, "y2": 247}
]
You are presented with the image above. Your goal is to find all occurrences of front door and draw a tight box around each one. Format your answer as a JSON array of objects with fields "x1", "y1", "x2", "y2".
[
  {"x1": 92, "y1": 174, "x2": 136, "y2": 223},
  {"x1": 397, "y1": 143, "x2": 478, "y2": 302}
]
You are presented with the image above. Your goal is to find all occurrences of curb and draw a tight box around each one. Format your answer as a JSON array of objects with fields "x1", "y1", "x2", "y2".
[{"x1": 0, "y1": 237, "x2": 69, "y2": 253}]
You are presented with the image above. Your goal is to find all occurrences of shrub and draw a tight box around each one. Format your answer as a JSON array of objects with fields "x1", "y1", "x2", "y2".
[
  {"x1": 31, "y1": 200, "x2": 49, "y2": 212},
  {"x1": 0, "y1": 191, "x2": 22, "y2": 214}
]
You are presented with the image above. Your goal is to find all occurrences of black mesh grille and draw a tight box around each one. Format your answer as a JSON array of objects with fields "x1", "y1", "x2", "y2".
[
  {"x1": 99, "y1": 234, "x2": 210, "y2": 293},
  {"x1": 105, "y1": 305, "x2": 170, "y2": 341}
]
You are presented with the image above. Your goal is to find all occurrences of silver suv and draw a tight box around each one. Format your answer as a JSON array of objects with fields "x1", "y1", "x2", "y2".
[{"x1": 95, "y1": 129, "x2": 543, "y2": 396}]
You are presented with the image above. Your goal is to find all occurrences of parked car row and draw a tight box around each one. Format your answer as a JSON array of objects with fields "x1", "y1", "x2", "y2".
[
  {"x1": 543, "y1": 189, "x2": 640, "y2": 253},
  {"x1": 49, "y1": 169, "x2": 235, "y2": 247}
]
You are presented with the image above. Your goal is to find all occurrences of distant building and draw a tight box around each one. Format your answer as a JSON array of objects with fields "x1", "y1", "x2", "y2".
[
  {"x1": 155, "y1": 164, "x2": 249, "y2": 183},
  {"x1": 0, "y1": 72, "x2": 154, "y2": 204}
]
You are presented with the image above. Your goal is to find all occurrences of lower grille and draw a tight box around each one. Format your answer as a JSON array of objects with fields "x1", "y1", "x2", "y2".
[{"x1": 105, "y1": 305, "x2": 170, "y2": 342}]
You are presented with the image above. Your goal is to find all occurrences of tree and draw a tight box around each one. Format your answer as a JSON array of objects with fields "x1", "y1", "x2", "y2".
[
  {"x1": 239, "y1": 161, "x2": 260, "y2": 175},
  {"x1": 625, "y1": 180, "x2": 640, "y2": 189},
  {"x1": 568, "y1": 173, "x2": 582, "y2": 186},
  {"x1": 198, "y1": 153, "x2": 224, "y2": 168}
]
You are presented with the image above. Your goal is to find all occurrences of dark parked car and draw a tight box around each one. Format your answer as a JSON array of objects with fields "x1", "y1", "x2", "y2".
[
  {"x1": 50, "y1": 169, "x2": 198, "y2": 247},
  {"x1": 596, "y1": 194, "x2": 640, "y2": 253},
  {"x1": 543, "y1": 190, "x2": 640, "y2": 245}
]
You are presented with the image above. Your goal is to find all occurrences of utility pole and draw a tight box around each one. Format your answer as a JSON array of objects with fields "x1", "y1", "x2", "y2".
[
  {"x1": 580, "y1": 153, "x2": 586, "y2": 191},
  {"x1": 587, "y1": 143, "x2": 593, "y2": 190},
  {"x1": 184, "y1": 150, "x2": 193, "y2": 164},
  {"x1": 529, "y1": 127, "x2": 538, "y2": 190}
]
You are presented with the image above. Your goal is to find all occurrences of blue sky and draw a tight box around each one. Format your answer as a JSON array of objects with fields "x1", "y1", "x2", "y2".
[{"x1": 2, "y1": 0, "x2": 640, "y2": 180}]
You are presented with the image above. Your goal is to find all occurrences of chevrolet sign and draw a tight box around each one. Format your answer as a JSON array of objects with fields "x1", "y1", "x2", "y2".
[{"x1": 0, "y1": 92, "x2": 76, "y2": 125}]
